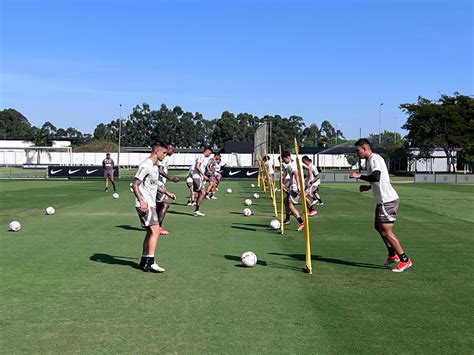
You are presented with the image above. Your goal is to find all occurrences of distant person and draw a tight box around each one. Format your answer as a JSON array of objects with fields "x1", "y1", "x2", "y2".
[
  {"x1": 102, "y1": 153, "x2": 116, "y2": 192},
  {"x1": 192, "y1": 146, "x2": 213, "y2": 216},
  {"x1": 349, "y1": 138, "x2": 412, "y2": 272},
  {"x1": 205, "y1": 153, "x2": 221, "y2": 199},
  {"x1": 281, "y1": 151, "x2": 304, "y2": 231},
  {"x1": 302, "y1": 156, "x2": 323, "y2": 210},
  {"x1": 131, "y1": 141, "x2": 168, "y2": 273}
]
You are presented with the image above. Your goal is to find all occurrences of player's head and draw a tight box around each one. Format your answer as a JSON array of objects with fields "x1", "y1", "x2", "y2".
[
  {"x1": 106, "y1": 153, "x2": 111, "y2": 158},
  {"x1": 214, "y1": 153, "x2": 221, "y2": 163},
  {"x1": 262, "y1": 156, "x2": 269, "y2": 162},
  {"x1": 281, "y1": 151, "x2": 291, "y2": 163},
  {"x1": 151, "y1": 141, "x2": 168, "y2": 161},
  {"x1": 203, "y1": 146, "x2": 213, "y2": 157},
  {"x1": 354, "y1": 138, "x2": 373, "y2": 159},
  {"x1": 167, "y1": 143, "x2": 176, "y2": 156},
  {"x1": 302, "y1": 155, "x2": 311, "y2": 164}
]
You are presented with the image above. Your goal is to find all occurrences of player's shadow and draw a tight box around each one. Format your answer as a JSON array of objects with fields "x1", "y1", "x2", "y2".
[
  {"x1": 116, "y1": 224, "x2": 144, "y2": 231},
  {"x1": 167, "y1": 210, "x2": 195, "y2": 217},
  {"x1": 222, "y1": 254, "x2": 304, "y2": 272},
  {"x1": 90, "y1": 253, "x2": 139, "y2": 269},
  {"x1": 233, "y1": 222, "x2": 270, "y2": 228},
  {"x1": 269, "y1": 252, "x2": 386, "y2": 269}
]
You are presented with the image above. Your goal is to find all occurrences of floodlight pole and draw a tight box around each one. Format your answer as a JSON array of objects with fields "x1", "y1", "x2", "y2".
[
  {"x1": 378, "y1": 103, "x2": 383, "y2": 145},
  {"x1": 118, "y1": 104, "x2": 122, "y2": 178}
]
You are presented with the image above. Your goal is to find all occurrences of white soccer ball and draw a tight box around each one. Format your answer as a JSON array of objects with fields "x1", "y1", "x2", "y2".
[
  {"x1": 251, "y1": 184, "x2": 255, "y2": 188},
  {"x1": 113, "y1": 193, "x2": 120, "y2": 199},
  {"x1": 270, "y1": 219, "x2": 281, "y2": 230},
  {"x1": 9, "y1": 221, "x2": 21, "y2": 232},
  {"x1": 227, "y1": 188, "x2": 232, "y2": 193},
  {"x1": 245, "y1": 199, "x2": 252, "y2": 206},
  {"x1": 241, "y1": 251, "x2": 257, "y2": 267},
  {"x1": 243, "y1": 208, "x2": 252, "y2": 216},
  {"x1": 46, "y1": 207, "x2": 55, "y2": 215},
  {"x1": 253, "y1": 193, "x2": 260, "y2": 199}
]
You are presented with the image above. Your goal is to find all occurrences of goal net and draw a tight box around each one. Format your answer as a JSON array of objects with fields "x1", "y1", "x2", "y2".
[{"x1": 254, "y1": 122, "x2": 269, "y2": 166}]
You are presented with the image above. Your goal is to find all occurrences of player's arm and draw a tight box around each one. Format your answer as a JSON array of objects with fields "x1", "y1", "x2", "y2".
[
  {"x1": 102, "y1": 160, "x2": 105, "y2": 168},
  {"x1": 350, "y1": 170, "x2": 381, "y2": 182},
  {"x1": 196, "y1": 162, "x2": 208, "y2": 180},
  {"x1": 156, "y1": 183, "x2": 177, "y2": 200},
  {"x1": 159, "y1": 166, "x2": 179, "y2": 183},
  {"x1": 132, "y1": 178, "x2": 148, "y2": 211},
  {"x1": 293, "y1": 170, "x2": 302, "y2": 193}
]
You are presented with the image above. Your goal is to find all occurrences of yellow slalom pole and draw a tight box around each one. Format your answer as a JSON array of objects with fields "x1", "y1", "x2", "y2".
[
  {"x1": 257, "y1": 159, "x2": 261, "y2": 188},
  {"x1": 279, "y1": 145, "x2": 284, "y2": 235},
  {"x1": 294, "y1": 138, "x2": 313, "y2": 274},
  {"x1": 260, "y1": 159, "x2": 267, "y2": 193},
  {"x1": 269, "y1": 168, "x2": 278, "y2": 218}
]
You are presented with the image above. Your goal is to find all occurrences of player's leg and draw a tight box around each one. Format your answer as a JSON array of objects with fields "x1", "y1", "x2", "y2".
[
  {"x1": 379, "y1": 223, "x2": 412, "y2": 272},
  {"x1": 306, "y1": 186, "x2": 318, "y2": 216},
  {"x1": 157, "y1": 201, "x2": 170, "y2": 235},
  {"x1": 109, "y1": 176, "x2": 116, "y2": 191},
  {"x1": 284, "y1": 194, "x2": 291, "y2": 224},
  {"x1": 288, "y1": 192, "x2": 304, "y2": 231},
  {"x1": 104, "y1": 177, "x2": 109, "y2": 191},
  {"x1": 193, "y1": 177, "x2": 206, "y2": 216}
]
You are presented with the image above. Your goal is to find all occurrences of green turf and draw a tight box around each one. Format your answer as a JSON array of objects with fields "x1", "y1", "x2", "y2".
[{"x1": 1, "y1": 179, "x2": 473, "y2": 353}]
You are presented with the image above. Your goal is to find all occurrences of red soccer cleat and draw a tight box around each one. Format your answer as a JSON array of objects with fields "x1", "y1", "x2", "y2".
[
  {"x1": 392, "y1": 259, "x2": 412, "y2": 273},
  {"x1": 297, "y1": 222, "x2": 305, "y2": 231},
  {"x1": 384, "y1": 255, "x2": 400, "y2": 267},
  {"x1": 308, "y1": 210, "x2": 318, "y2": 217}
]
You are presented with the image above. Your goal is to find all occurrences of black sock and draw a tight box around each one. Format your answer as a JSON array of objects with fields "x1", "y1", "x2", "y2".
[
  {"x1": 111, "y1": 181, "x2": 116, "y2": 190},
  {"x1": 398, "y1": 253, "x2": 409, "y2": 262},
  {"x1": 308, "y1": 206, "x2": 314, "y2": 212},
  {"x1": 388, "y1": 247, "x2": 396, "y2": 257},
  {"x1": 318, "y1": 198, "x2": 323, "y2": 203},
  {"x1": 297, "y1": 216, "x2": 303, "y2": 224},
  {"x1": 285, "y1": 214, "x2": 290, "y2": 222},
  {"x1": 195, "y1": 205, "x2": 200, "y2": 212}
]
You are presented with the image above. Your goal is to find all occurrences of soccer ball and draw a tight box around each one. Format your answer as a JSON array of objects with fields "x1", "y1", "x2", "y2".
[
  {"x1": 9, "y1": 221, "x2": 21, "y2": 232},
  {"x1": 245, "y1": 199, "x2": 252, "y2": 206},
  {"x1": 270, "y1": 219, "x2": 281, "y2": 230},
  {"x1": 227, "y1": 188, "x2": 232, "y2": 193},
  {"x1": 241, "y1": 251, "x2": 257, "y2": 267},
  {"x1": 251, "y1": 184, "x2": 255, "y2": 188},
  {"x1": 253, "y1": 193, "x2": 260, "y2": 199},
  {"x1": 113, "y1": 193, "x2": 120, "y2": 199},
  {"x1": 46, "y1": 207, "x2": 55, "y2": 215},
  {"x1": 243, "y1": 208, "x2": 252, "y2": 216}
]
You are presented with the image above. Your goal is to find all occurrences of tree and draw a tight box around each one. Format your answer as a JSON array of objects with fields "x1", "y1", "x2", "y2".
[
  {"x1": 401, "y1": 93, "x2": 474, "y2": 172},
  {"x1": 0, "y1": 108, "x2": 33, "y2": 138},
  {"x1": 302, "y1": 123, "x2": 320, "y2": 147}
]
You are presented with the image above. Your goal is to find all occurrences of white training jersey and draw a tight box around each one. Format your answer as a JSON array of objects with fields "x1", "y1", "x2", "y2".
[
  {"x1": 266, "y1": 161, "x2": 274, "y2": 175},
  {"x1": 134, "y1": 158, "x2": 160, "y2": 208},
  {"x1": 193, "y1": 154, "x2": 209, "y2": 179},
  {"x1": 367, "y1": 153, "x2": 399, "y2": 204},
  {"x1": 285, "y1": 160, "x2": 299, "y2": 191},
  {"x1": 303, "y1": 163, "x2": 320, "y2": 186},
  {"x1": 158, "y1": 155, "x2": 171, "y2": 184},
  {"x1": 215, "y1": 162, "x2": 221, "y2": 176}
]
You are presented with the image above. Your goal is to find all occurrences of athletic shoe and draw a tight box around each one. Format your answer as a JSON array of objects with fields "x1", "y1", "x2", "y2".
[
  {"x1": 191, "y1": 202, "x2": 197, "y2": 206},
  {"x1": 187, "y1": 202, "x2": 192, "y2": 206},
  {"x1": 297, "y1": 222, "x2": 305, "y2": 231},
  {"x1": 160, "y1": 228, "x2": 170, "y2": 236},
  {"x1": 105, "y1": 188, "x2": 108, "y2": 192},
  {"x1": 319, "y1": 202, "x2": 324, "y2": 206},
  {"x1": 215, "y1": 188, "x2": 219, "y2": 191},
  {"x1": 392, "y1": 259, "x2": 412, "y2": 273},
  {"x1": 283, "y1": 219, "x2": 291, "y2": 225},
  {"x1": 147, "y1": 263, "x2": 165, "y2": 273},
  {"x1": 311, "y1": 200, "x2": 318, "y2": 206},
  {"x1": 205, "y1": 195, "x2": 211, "y2": 200},
  {"x1": 308, "y1": 210, "x2": 318, "y2": 217},
  {"x1": 211, "y1": 196, "x2": 218, "y2": 200},
  {"x1": 194, "y1": 211, "x2": 206, "y2": 217},
  {"x1": 384, "y1": 255, "x2": 400, "y2": 267}
]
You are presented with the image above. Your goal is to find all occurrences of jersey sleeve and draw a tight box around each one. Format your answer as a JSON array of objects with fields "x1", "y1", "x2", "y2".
[
  {"x1": 369, "y1": 156, "x2": 381, "y2": 172},
  {"x1": 135, "y1": 161, "x2": 151, "y2": 182}
]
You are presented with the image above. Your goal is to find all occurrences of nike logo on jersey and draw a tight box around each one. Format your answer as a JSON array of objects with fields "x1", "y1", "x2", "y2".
[
  {"x1": 86, "y1": 169, "x2": 99, "y2": 174},
  {"x1": 50, "y1": 169, "x2": 63, "y2": 175},
  {"x1": 68, "y1": 169, "x2": 81, "y2": 174},
  {"x1": 228, "y1": 170, "x2": 242, "y2": 176},
  {"x1": 246, "y1": 171, "x2": 258, "y2": 176}
]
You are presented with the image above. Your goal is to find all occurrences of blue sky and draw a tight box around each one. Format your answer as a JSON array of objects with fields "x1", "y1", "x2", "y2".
[{"x1": 1, "y1": 0, "x2": 472, "y2": 139}]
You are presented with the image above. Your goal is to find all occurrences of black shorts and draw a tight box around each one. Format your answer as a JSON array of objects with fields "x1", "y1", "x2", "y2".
[{"x1": 104, "y1": 170, "x2": 114, "y2": 179}]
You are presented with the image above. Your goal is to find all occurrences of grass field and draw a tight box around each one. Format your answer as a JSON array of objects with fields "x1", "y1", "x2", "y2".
[{"x1": 1, "y1": 178, "x2": 473, "y2": 353}]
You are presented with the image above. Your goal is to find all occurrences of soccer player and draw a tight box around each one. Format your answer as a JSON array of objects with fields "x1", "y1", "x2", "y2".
[
  {"x1": 132, "y1": 141, "x2": 168, "y2": 273},
  {"x1": 281, "y1": 151, "x2": 304, "y2": 231},
  {"x1": 102, "y1": 153, "x2": 116, "y2": 192},
  {"x1": 156, "y1": 143, "x2": 180, "y2": 235},
  {"x1": 349, "y1": 138, "x2": 412, "y2": 272},
  {"x1": 205, "y1": 153, "x2": 221, "y2": 200},
  {"x1": 262, "y1": 155, "x2": 274, "y2": 188},
  {"x1": 192, "y1": 146, "x2": 213, "y2": 216},
  {"x1": 302, "y1": 156, "x2": 323, "y2": 216},
  {"x1": 186, "y1": 163, "x2": 196, "y2": 206}
]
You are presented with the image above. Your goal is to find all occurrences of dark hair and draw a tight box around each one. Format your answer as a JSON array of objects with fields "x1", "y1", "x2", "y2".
[
  {"x1": 214, "y1": 153, "x2": 221, "y2": 157},
  {"x1": 204, "y1": 146, "x2": 213, "y2": 153},
  {"x1": 106, "y1": 153, "x2": 111, "y2": 156},
  {"x1": 302, "y1": 155, "x2": 311, "y2": 163},
  {"x1": 281, "y1": 151, "x2": 291, "y2": 158},
  {"x1": 355, "y1": 138, "x2": 372, "y2": 148},
  {"x1": 151, "y1": 141, "x2": 167, "y2": 150},
  {"x1": 167, "y1": 142, "x2": 175, "y2": 148}
]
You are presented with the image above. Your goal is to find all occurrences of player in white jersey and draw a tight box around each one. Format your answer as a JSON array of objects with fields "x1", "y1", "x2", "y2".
[
  {"x1": 262, "y1": 155, "x2": 274, "y2": 188},
  {"x1": 281, "y1": 151, "x2": 304, "y2": 231},
  {"x1": 132, "y1": 141, "x2": 170, "y2": 273},
  {"x1": 301, "y1": 156, "x2": 320, "y2": 217},
  {"x1": 192, "y1": 146, "x2": 213, "y2": 216},
  {"x1": 350, "y1": 139, "x2": 412, "y2": 272},
  {"x1": 156, "y1": 143, "x2": 179, "y2": 235},
  {"x1": 205, "y1": 153, "x2": 221, "y2": 199},
  {"x1": 186, "y1": 163, "x2": 196, "y2": 206}
]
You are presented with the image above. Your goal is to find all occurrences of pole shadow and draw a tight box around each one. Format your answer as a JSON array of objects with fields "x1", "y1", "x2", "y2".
[
  {"x1": 90, "y1": 253, "x2": 139, "y2": 269},
  {"x1": 221, "y1": 254, "x2": 303, "y2": 272},
  {"x1": 116, "y1": 224, "x2": 144, "y2": 231},
  {"x1": 268, "y1": 252, "x2": 386, "y2": 269},
  {"x1": 231, "y1": 226, "x2": 257, "y2": 232},
  {"x1": 232, "y1": 222, "x2": 270, "y2": 228}
]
